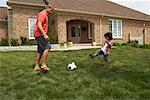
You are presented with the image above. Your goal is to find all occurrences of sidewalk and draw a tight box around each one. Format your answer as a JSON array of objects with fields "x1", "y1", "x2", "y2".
[{"x1": 0, "y1": 44, "x2": 100, "y2": 52}]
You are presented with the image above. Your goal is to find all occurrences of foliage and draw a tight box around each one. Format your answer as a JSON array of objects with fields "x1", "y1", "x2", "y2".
[
  {"x1": 10, "y1": 39, "x2": 19, "y2": 46},
  {"x1": 0, "y1": 38, "x2": 9, "y2": 46}
]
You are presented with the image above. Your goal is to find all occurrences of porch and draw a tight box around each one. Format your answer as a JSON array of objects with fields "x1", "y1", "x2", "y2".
[{"x1": 49, "y1": 13, "x2": 101, "y2": 45}]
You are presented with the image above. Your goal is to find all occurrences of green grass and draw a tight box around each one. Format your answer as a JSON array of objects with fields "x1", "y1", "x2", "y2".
[{"x1": 0, "y1": 47, "x2": 150, "y2": 100}]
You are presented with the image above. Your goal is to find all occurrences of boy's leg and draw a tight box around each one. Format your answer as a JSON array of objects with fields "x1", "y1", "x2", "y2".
[
  {"x1": 90, "y1": 49, "x2": 102, "y2": 59},
  {"x1": 103, "y1": 55, "x2": 108, "y2": 64},
  {"x1": 34, "y1": 53, "x2": 42, "y2": 70}
]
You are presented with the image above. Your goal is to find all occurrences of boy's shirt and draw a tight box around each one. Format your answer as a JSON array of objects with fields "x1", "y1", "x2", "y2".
[
  {"x1": 101, "y1": 40, "x2": 112, "y2": 55},
  {"x1": 34, "y1": 11, "x2": 48, "y2": 37}
]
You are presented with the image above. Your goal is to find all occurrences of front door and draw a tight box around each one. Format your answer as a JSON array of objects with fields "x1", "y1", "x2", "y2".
[{"x1": 68, "y1": 24, "x2": 80, "y2": 43}]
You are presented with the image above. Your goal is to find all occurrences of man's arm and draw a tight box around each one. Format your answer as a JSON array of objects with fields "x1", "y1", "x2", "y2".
[{"x1": 37, "y1": 19, "x2": 49, "y2": 40}]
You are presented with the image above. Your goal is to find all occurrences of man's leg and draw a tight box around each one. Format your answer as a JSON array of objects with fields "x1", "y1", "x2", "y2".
[
  {"x1": 34, "y1": 53, "x2": 42, "y2": 70},
  {"x1": 42, "y1": 48, "x2": 50, "y2": 67}
]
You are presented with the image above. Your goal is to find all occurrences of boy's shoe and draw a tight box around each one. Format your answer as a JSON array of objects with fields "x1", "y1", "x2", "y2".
[{"x1": 90, "y1": 54, "x2": 94, "y2": 59}]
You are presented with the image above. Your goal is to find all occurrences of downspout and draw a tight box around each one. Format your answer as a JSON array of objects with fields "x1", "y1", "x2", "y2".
[{"x1": 99, "y1": 16, "x2": 103, "y2": 45}]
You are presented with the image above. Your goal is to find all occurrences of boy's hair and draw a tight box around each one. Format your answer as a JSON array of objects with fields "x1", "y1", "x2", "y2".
[{"x1": 104, "y1": 32, "x2": 113, "y2": 40}]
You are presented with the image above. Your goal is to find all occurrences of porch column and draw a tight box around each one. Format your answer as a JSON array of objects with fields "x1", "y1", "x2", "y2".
[
  {"x1": 94, "y1": 19, "x2": 101, "y2": 45},
  {"x1": 57, "y1": 16, "x2": 67, "y2": 43},
  {"x1": 7, "y1": 7, "x2": 13, "y2": 46}
]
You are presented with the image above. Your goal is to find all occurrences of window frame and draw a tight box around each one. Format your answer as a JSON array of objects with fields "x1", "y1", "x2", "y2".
[
  {"x1": 28, "y1": 18, "x2": 36, "y2": 39},
  {"x1": 109, "y1": 19, "x2": 123, "y2": 38},
  {"x1": 88, "y1": 22, "x2": 93, "y2": 39}
]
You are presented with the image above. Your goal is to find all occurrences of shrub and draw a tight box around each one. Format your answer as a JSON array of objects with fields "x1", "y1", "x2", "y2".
[
  {"x1": 10, "y1": 39, "x2": 19, "y2": 46},
  {"x1": 120, "y1": 43, "x2": 128, "y2": 46},
  {"x1": 26, "y1": 39, "x2": 37, "y2": 45},
  {"x1": 113, "y1": 42, "x2": 120, "y2": 46},
  {"x1": 128, "y1": 41, "x2": 139, "y2": 48},
  {"x1": 48, "y1": 34, "x2": 58, "y2": 44},
  {"x1": 20, "y1": 37, "x2": 27, "y2": 45},
  {"x1": 139, "y1": 44, "x2": 150, "y2": 49},
  {"x1": 0, "y1": 38, "x2": 9, "y2": 46}
]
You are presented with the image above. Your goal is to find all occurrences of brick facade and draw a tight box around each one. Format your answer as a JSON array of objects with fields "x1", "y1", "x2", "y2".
[
  {"x1": 55, "y1": 13, "x2": 101, "y2": 44},
  {"x1": 10, "y1": 6, "x2": 41, "y2": 41},
  {"x1": 0, "y1": 21, "x2": 8, "y2": 39},
  {"x1": 1, "y1": 4, "x2": 150, "y2": 45},
  {"x1": 101, "y1": 17, "x2": 150, "y2": 44}
]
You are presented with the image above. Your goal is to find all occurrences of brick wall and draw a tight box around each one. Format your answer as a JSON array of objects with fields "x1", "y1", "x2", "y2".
[
  {"x1": 8, "y1": 6, "x2": 150, "y2": 44},
  {"x1": 0, "y1": 21, "x2": 8, "y2": 39},
  {"x1": 56, "y1": 13, "x2": 101, "y2": 44},
  {"x1": 101, "y1": 17, "x2": 150, "y2": 44},
  {"x1": 11, "y1": 6, "x2": 42, "y2": 40}
]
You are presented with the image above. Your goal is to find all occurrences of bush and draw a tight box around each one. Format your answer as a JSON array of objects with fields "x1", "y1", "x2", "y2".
[
  {"x1": 139, "y1": 44, "x2": 150, "y2": 49},
  {"x1": 26, "y1": 39, "x2": 37, "y2": 45},
  {"x1": 113, "y1": 42, "x2": 120, "y2": 46},
  {"x1": 128, "y1": 41, "x2": 139, "y2": 48},
  {"x1": 0, "y1": 38, "x2": 9, "y2": 46},
  {"x1": 48, "y1": 33, "x2": 58, "y2": 44},
  {"x1": 10, "y1": 39, "x2": 19, "y2": 46},
  {"x1": 120, "y1": 43, "x2": 128, "y2": 46},
  {"x1": 20, "y1": 37, "x2": 27, "y2": 45}
]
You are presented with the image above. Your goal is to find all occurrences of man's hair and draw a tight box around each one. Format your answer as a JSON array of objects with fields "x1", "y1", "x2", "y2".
[
  {"x1": 104, "y1": 32, "x2": 113, "y2": 40},
  {"x1": 43, "y1": 0, "x2": 53, "y2": 9},
  {"x1": 44, "y1": 0, "x2": 49, "y2": 5}
]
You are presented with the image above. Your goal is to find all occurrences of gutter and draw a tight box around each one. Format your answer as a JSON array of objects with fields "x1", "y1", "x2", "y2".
[
  {"x1": 56, "y1": 8, "x2": 150, "y2": 22},
  {"x1": 7, "y1": 1, "x2": 150, "y2": 22},
  {"x1": 0, "y1": 19, "x2": 7, "y2": 22}
]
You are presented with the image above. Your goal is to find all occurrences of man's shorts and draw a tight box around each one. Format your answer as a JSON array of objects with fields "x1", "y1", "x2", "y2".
[{"x1": 35, "y1": 36, "x2": 51, "y2": 53}]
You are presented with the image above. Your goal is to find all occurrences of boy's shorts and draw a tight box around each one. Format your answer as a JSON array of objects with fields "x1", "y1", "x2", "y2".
[
  {"x1": 35, "y1": 36, "x2": 51, "y2": 53},
  {"x1": 97, "y1": 50, "x2": 105, "y2": 56}
]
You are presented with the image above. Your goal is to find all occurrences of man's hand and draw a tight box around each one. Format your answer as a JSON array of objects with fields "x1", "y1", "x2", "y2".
[{"x1": 44, "y1": 35, "x2": 49, "y2": 41}]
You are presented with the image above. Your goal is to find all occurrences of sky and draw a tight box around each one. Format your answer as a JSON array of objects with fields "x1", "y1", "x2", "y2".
[
  {"x1": 0, "y1": 0, "x2": 150, "y2": 15},
  {"x1": 0, "y1": 0, "x2": 8, "y2": 7},
  {"x1": 109, "y1": 0, "x2": 150, "y2": 15}
]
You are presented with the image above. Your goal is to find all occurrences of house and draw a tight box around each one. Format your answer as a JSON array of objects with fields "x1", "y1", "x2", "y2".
[
  {"x1": 0, "y1": 7, "x2": 8, "y2": 39},
  {"x1": 2, "y1": 0, "x2": 150, "y2": 45}
]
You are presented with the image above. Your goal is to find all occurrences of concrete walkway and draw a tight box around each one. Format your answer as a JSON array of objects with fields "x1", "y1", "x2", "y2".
[{"x1": 0, "y1": 44, "x2": 100, "y2": 52}]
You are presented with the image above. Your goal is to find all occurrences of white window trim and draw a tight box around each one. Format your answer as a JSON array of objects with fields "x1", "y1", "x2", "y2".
[
  {"x1": 109, "y1": 19, "x2": 122, "y2": 38},
  {"x1": 88, "y1": 22, "x2": 92, "y2": 39},
  {"x1": 28, "y1": 18, "x2": 36, "y2": 39}
]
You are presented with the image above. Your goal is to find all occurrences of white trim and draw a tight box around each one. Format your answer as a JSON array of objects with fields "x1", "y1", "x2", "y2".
[
  {"x1": 88, "y1": 22, "x2": 92, "y2": 39},
  {"x1": 109, "y1": 19, "x2": 122, "y2": 38},
  {"x1": 28, "y1": 18, "x2": 36, "y2": 39}
]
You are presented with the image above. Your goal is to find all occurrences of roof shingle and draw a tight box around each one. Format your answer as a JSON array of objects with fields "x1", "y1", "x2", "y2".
[{"x1": 8, "y1": 0, "x2": 150, "y2": 21}]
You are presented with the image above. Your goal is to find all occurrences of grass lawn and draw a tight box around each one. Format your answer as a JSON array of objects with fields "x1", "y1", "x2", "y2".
[{"x1": 0, "y1": 47, "x2": 150, "y2": 100}]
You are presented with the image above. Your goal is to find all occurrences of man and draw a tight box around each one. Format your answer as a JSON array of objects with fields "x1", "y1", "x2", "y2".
[{"x1": 34, "y1": 5, "x2": 54, "y2": 71}]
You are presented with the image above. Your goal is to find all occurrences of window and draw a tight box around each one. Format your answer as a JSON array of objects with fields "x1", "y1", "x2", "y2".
[
  {"x1": 28, "y1": 18, "x2": 36, "y2": 39},
  {"x1": 71, "y1": 27, "x2": 76, "y2": 37},
  {"x1": 109, "y1": 19, "x2": 122, "y2": 38},
  {"x1": 88, "y1": 22, "x2": 93, "y2": 39}
]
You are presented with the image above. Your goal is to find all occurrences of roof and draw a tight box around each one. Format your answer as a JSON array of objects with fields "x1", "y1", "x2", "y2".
[
  {"x1": 0, "y1": 7, "x2": 7, "y2": 21},
  {"x1": 8, "y1": 0, "x2": 150, "y2": 21}
]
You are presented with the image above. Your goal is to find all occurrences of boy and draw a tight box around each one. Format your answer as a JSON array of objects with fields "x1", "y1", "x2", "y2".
[{"x1": 90, "y1": 32, "x2": 113, "y2": 64}]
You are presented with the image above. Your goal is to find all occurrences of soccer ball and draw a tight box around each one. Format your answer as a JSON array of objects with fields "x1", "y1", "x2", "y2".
[{"x1": 67, "y1": 62, "x2": 77, "y2": 71}]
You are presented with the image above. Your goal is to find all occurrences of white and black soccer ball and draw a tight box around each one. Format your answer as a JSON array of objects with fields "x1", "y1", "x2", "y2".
[{"x1": 67, "y1": 62, "x2": 77, "y2": 71}]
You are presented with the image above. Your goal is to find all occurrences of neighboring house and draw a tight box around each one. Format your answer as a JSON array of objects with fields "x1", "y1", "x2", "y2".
[
  {"x1": 0, "y1": 7, "x2": 8, "y2": 39},
  {"x1": 2, "y1": 0, "x2": 150, "y2": 45}
]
